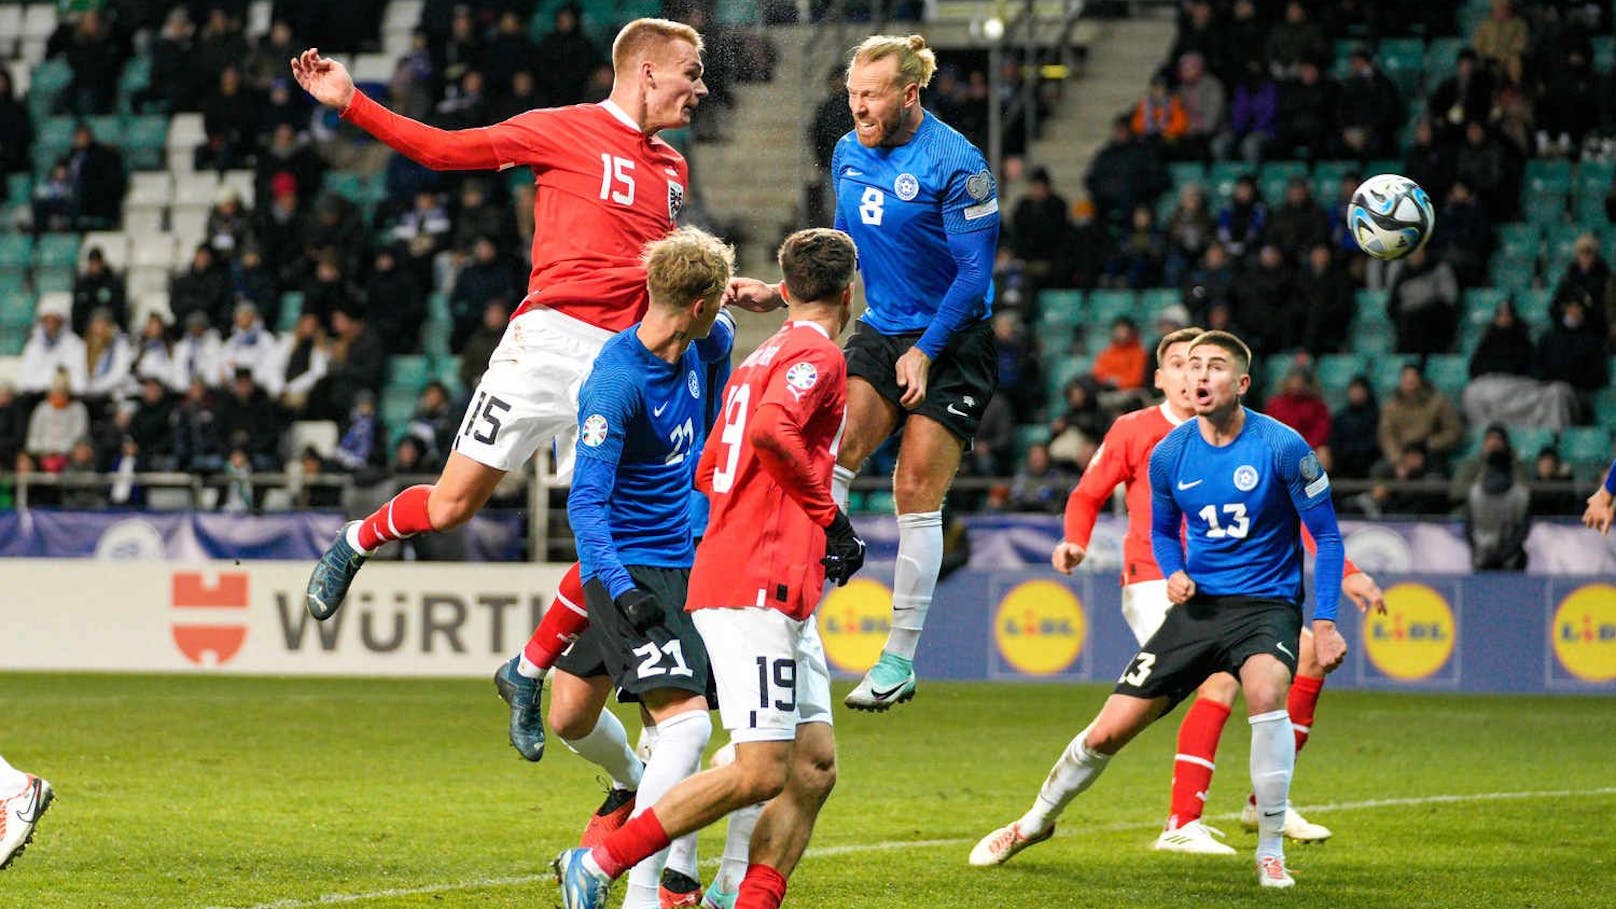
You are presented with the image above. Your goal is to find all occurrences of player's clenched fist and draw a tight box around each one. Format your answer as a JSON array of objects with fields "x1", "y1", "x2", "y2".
[
  {"x1": 1165, "y1": 570, "x2": 1196, "y2": 605},
  {"x1": 822, "y1": 510, "x2": 866, "y2": 586},
  {"x1": 1051, "y1": 541, "x2": 1086, "y2": 575},
  {"x1": 1312, "y1": 620, "x2": 1347, "y2": 673}
]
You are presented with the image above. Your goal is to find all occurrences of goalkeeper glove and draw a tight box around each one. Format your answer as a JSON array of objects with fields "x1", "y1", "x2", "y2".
[{"x1": 614, "y1": 588, "x2": 664, "y2": 632}]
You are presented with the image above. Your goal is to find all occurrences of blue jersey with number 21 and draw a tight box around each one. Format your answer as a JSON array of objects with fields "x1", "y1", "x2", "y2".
[
  {"x1": 1148, "y1": 409, "x2": 1336, "y2": 611},
  {"x1": 569, "y1": 312, "x2": 735, "y2": 599}
]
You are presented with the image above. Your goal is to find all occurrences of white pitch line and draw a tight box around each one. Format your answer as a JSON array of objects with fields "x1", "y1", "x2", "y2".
[{"x1": 204, "y1": 786, "x2": 1616, "y2": 909}]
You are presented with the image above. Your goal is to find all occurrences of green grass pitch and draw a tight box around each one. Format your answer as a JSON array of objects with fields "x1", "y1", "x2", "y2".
[{"x1": 3, "y1": 673, "x2": 1613, "y2": 908}]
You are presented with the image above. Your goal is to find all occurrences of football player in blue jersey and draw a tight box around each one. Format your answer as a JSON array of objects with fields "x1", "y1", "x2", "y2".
[
  {"x1": 970, "y1": 331, "x2": 1347, "y2": 891},
  {"x1": 729, "y1": 34, "x2": 999, "y2": 711},
  {"x1": 545, "y1": 227, "x2": 735, "y2": 909}
]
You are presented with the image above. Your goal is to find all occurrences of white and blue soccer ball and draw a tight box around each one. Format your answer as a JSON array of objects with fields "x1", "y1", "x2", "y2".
[{"x1": 1348, "y1": 173, "x2": 1435, "y2": 261}]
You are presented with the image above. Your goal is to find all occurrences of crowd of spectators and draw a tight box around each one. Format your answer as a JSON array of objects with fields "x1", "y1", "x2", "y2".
[{"x1": 954, "y1": 0, "x2": 1615, "y2": 531}]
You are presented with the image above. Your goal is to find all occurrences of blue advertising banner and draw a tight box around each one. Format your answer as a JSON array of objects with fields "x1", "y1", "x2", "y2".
[{"x1": 817, "y1": 569, "x2": 1616, "y2": 695}]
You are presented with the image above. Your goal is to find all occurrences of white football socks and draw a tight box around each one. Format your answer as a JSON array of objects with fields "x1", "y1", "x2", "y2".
[
  {"x1": 714, "y1": 801, "x2": 764, "y2": 892},
  {"x1": 560, "y1": 710, "x2": 643, "y2": 791},
  {"x1": 831, "y1": 464, "x2": 855, "y2": 511},
  {"x1": 623, "y1": 711, "x2": 711, "y2": 909},
  {"x1": 0, "y1": 754, "x2": 27, "y2": 795},
  {"x1": 1017, "y1": 726, "x2": 1110, "y2": 836},
  {"x1": 516, "y1": 655, "x2": 546, "y2": 679},
  {"x1": 886, "y1": 511, "x2": 943, "y2": 660},
  {"x1": 1249, "y1": 709, "x2": 1295, "y2": 860}
]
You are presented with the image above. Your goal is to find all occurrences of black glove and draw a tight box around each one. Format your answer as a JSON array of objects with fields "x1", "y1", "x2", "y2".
[
  {"x1": 615, "y1": 588, "x2": 664, "y2": 632},
  {"x1": 821, "y1": 509, "x2": 866, "y2": 587}
]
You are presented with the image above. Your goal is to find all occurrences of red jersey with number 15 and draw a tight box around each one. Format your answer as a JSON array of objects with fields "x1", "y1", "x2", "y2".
[
  {"x1": 342, "y1": 94, "x2": 685, "y2": 332},
  {"x1": 688, "y1": 322, "x2": 848, "y2": 620}
]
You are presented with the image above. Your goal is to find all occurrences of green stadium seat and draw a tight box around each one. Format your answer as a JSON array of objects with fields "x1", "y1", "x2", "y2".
[
  {"x1": 0, "y1": 292, "x2": 34, "y2": 332},
  {"x1": 1352, "y1": 321, "x2": 1397, "y2": 355},
  {"x1": 421, "y1": 319, "x2": 451, "y2": 357},
  {"x1": 860, "y1": 490, "x2": 895, "y2": 516},
  {"x1": 389, "y1": 354, "x2": 432, "y2": 390},
  {"x1": 32, "y1": 267, "x2": 74, "y2": 294},
  {"x1": 1378, "y1": 38, "x2": 1426, "y2": 97},
  {"x1": 1507, "y1": 426, "x2": 1557, "y2": 460},
  {"x1": 118, "y1": 55, "x2": 152, "y2": 97},
  {"x1": 29, "y1": 60, "x2": 73, "y2": 107},
  {"x1": 1353, "y1": 288, "x2": 1389, "y2": 322},
  {"x1": 1366, "y1": 160, "x2": 1401, "y2": 181},
  {"x1": 33, "y1": 234, "x2": 79, "y2": 269},
  {"x1": 1169, "y1": 161, "x2": 1206, "y2": 189},
  {"x1": 1012, "y1": 424, "x2": 1051, "y2": 464},
  {"x1": 1527, "y1": 160, "x2": 1574, "y2": 194},
  {"x1": 324, "y1": 172, "x2": 367, "y2": 206},
  {"x1": 1424, "y1": 354, "x2": 1469, "y2": 398},
  {"x1": 1311, "y1": 160, "x2": 1358, "y2": 205},
  {"x1": 124, "y1": 116, "x2": 169, "y2": 170},
  {"x1": 0, "y1": 333, "x2": 24, "y2": 356},
  {"x1": 1515, "y1": 288, "x2": 1552, "y2": 326},
  {"x1": 1316, "y1": 353, "x2": 1367, "y2": 392},
  {"x1": 1043, "y1": 356, "x2": 1091, "y2": 408},
  {"x1": 426, "y1": 291, "x2": 452, "y2": 323},
  {"x1": 432, "y1": 356, "x2": 464, "y2": 395},
  {"x1": 1545, "y1": 223, "x2": 1602, "y2": 265},
  {"x1": 1086, "y1": 289, "x2": 1138, "y2": 327},
  {"x1": 0, "y1": 234, "x2": 34, "y2": 269},
  {"x1": 1457, "y1": 319, "x2": 1487, "y2": 356},
  {"x1": 1368, "y1": 355, "x2": 1420, "y2": 396},
  {"x1": 1425, "y1": 37, "x2": 1463, "y2": 86},
  {"x1": 0, "y1": 270, "x2": 27, "y2": 297},
  {"x1": 1488, "y1": 252, "x2": 1538, "y2": 293},
  {"x1": 1138, "y1": 288, "x2": 1180, "y2": 323},
  {"x1": 1206, "y1": 162, "x2": 1247, "y2": 206},
  {"x1": 1465, "y1": 287, "x2": 1509, "y2": 324},
  {"x1": 277, "y1": 292, "x2": 302, "y2": 332},
  {"x1": 1559, "y1": 427, "x2": 1611, "y2": 466},
  {"x1": 381, "y1": 387, "x2": 418, "y2": 433},
  {"x1": 5, "y1": 173, "x2": 30, "y2": 204},
  {"x1": 1595, "y1": 35, "x2": 1615, "y2": 72},
  {"x1": 1495, "y1": 223, "x2": 1541, "y2": 260},
  {"x1": 1523, "y1": 191, "x2": 1569, "y2": 226},
  {"x1": 1593, "y1": 388, "x2": 1616, "y2": 432}
]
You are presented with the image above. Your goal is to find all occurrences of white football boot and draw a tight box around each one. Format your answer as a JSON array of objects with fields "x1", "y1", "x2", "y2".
[
  {"x1": 968, "y1": 822, "x2": 1054, "y2": 867},
  {"x1": 1152, "y1": 819, "x2": 1236, "y2": 855},
  {"x1": 1256, "y1": 855, "x2": 1296, "y2": 889},
  {"x1": 0, "y1": 775, "x2": 53, "y2": 870},
  {"x1": 1240, "y1": 801, "x2": 1332, "y2": 842}
]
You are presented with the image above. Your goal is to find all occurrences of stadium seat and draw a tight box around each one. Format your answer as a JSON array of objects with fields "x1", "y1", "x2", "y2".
[
  {"x1": 421, "y1": 319, "x2": 452, "y2": 357},
  {"x1": 381, "y1": 387, "x2": 419, "y2": 434},
  {"x1": 0, "y1": 292, "x2": 34, "y2": 334},
  {"x1": 1526, "y1": 160, "x2": 1574, "y2": 195},
  {"x1": 1206, "y1": 162, "x2": 1247, "y2": 206},
  {"x1": 1138, "y1": 288, "x2": 1180, "y2": 323},
  {"x1": 219, "y1": 171, "x2": 255, "y2": 206},
  {"x1": 1087, "y1": 289, "x2": 1138, "y2": 327},
  {"x1": 1378, "y1": 39, "x2": 1426, "y2": 98},
  {"x1": 1352, "y1": 320, "x2": 1396, "y2": 355},
  {"x1": 1508, "y1": 426, "x2": 1557, "y2": 460},
  {"x1": 277, "y1": 292, "x2": 303, "y2": 332},
  {"x1": 122, "y1": 208, "x2": 165, "y2": 239},
  {"x1": 432, "y1": 356, "x2": 464, "y2": 395},
  {"x1": 1425, "y1": 37, "x2": 1463, "y2": 85},
  {"x1": 1353, "y1": 288, "x2": 1390, "y2": 322},
  {"x1": 166, "y1": 113, "x2": 206, "y2": 155},
  {"x1": 389, "y1": 355, "x2": 432, "y2": 390},
  {"x1": 426, "y1": 292, "x2": 452, "y2": 324},
  {"x1": 130, "y1": 233, "x2": 177, "y2": 270},
  {"x1": 0, "y1": 234, "x2": 33, "y2": 270},
  {"x1": 1595, "y1": 35, "x2": 1615, "y2": 72},
  {"x1": 1495, "y1": 223, "x2": 1540, "y2": 260},
  {"x1": 1488, "y1": 252, "x2": 1537, "y2": 293},
  {"x1": 1515, "y1": 288, "x2": 1552, "y2": 326},
  {"x1": 33, "y1": 231, "x2": 79, "y2": 266},
  {"x1": 1465, "y1": 287, "x2": 1509, "y2": 324},
  {"x1": 170, "y1": 208, "x2": 208, "y2": 249},
  {"x1": 128, "y1": 266, "x2": 169, "y2": 298},
  {"x1": 287, "y1": 420, "x2": 341, "y2": 461},
  {"x1": 124, "y1": 116, "x2": 170, "y2": 170},
  {"x1": 1311, "y1": 160, "x2": 1357, "y2": 203},
  {"x1": 1168, "y1": 161, "x2": 1206, "y2": 190},
  {"x1": 1316, "y1": 353, "x2": 1367, "y2": 393},
  {"x1": 1424, "y1": 355, "x2": 1469, "y2": 399},
  {"x1": 27, "y1": 59, "x2": 71, "y2": 113},
  {"x1": 132, "y1": 291, "x2": 172, "y2": 328},
  {"x1": 1044, "y1": 356, "x2": 1091, "y2": 408},
  {"x1": 325, "y1": 172, "x2": 367, "y2": 206},
  {"x1": 1035, "y1": 289, "x2": 1083, "y2": 333},
  {"x1": 1368, "y1": 355, "x2": 1420, "y2": 397},
  {"x1": 1559, "y1": 427, "x2": 1611, "y2": 467},
  {"x1": 125, "y1": 172, "x2": 174, "y2": 210},
  {"x1": 33, "y1": 267, "x2": 73, "y2": 294},
  {"x1": 80, "y1": 232, "x2": 128, "y2": 270}
]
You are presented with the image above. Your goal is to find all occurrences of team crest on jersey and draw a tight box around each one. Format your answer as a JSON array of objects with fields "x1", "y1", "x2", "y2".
[
  {"x1": 667, "y1": 181, "x2": 685, "y2": 223},
  {"x1": 1233, "y1": 464, "x2": 1259, "y2": 491},
  {"x1": 966, "y1": 169, "x2": 994, "y2": 201},
  {"x1": 581, "y1": 414, "x2": 609, "y2": 447},
  {"x1": 1300, "y1": 451, "x2": 1329, "y2": 497},
  {"x1": 687, "y1": 370, "x2": 700, "y2": 399},
  {"x1": 894, "y1": 173, "x2": 919, "y2": 201},
  {"x1": 784, "y1": 361, "x2": 819, "y2": 399}
]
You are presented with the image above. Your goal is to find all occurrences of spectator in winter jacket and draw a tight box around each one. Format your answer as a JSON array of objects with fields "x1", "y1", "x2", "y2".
[{"x1": 1215, "y1": 60, "x2": 1278, "y2": 165}]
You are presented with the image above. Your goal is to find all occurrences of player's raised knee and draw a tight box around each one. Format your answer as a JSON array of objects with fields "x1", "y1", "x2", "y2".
[{"x1": 549, "y1": 704, "x2": 598, "y2": 742}]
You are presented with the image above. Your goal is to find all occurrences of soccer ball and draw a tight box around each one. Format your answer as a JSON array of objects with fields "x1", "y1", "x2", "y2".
[{"x1": 1348, "y1": 173, "x2": 1435, "y2": 261}]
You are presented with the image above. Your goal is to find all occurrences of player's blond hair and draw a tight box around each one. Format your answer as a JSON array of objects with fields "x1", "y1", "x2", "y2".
[
  {"x1": 778, "y1": 228, "x2": 858, "y2": 305},
  {"x1": 644, "y1": 227, "x2": 735, "y2": 312},
  {"x1": 1156, "y1": 325, "x2": 1204, "y2": 362},
  {"x1": 847, "y1": 34, "x2": 938, "y2": 89},
  {"x1": 1187, "y1": 330, "x2": 1253, "y2": 374},
  {"x1": 611, "y1": 18, "x2": 704, "y2": 73}
]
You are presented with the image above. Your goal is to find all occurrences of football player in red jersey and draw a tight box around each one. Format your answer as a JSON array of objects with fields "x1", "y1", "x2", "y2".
[
  {"x1": 994, "y1": 328, "x2": 1386, "y2": 858},
  {"x1": 554, "y1": 229, "x2": 864, "y2": 909},
  {"x1": 293, "y1": 20, "x2": 777, "y2": 768}
]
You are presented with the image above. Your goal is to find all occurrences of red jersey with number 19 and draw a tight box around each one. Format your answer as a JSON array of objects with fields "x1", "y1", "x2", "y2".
[
  {"x1": 341, "y1": 94, "x2": 686, "y2": 333},
  {"x1": 687, "y1": 322, "x2": 847, "y2": 620}
]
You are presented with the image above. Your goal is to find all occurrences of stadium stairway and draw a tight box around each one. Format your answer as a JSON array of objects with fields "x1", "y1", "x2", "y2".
[{"x1": 1017, "y1": 16, "x2": 1175, "y2": 212}]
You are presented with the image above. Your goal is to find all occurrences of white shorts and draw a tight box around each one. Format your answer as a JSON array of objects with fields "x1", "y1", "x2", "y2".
[
  {"x1": 1121, "y1": 579, "x2": 1173, "y2": 646},
  {"x1": 692, "y1": 607, "x2": 834, "y2": 744},
  {"x1": 451, "y1": 306, "x2": 613, "y2": 479}
]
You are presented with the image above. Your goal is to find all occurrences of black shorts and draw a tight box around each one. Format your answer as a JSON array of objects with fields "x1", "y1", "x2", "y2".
[
  {"x1": 1112, "y1": 595, "x2": 1302, "y2": 711},
  {"x1": 843, "y1": 317, "x2": 998, "y2": 442},
  {"x1": 555, "y1": 565, "x2": 713, "y2": 706}
]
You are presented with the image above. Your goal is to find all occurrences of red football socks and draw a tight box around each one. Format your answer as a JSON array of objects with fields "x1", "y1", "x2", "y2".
[
  {"x1": 1289, "y1": 674, "x2": 1325, "y2": 755},
  {"x1": 523, "y1": 562, "x2": 588, "y2": 670},
  {"x1": 591, "y1": 809, "x2": 671, "y2": 879},
  {"x1": 735, "y1": 864, "x2": 788, "y2": 909},
  {"x1": 1167, "y1": 698, "x2": 1232, "y2": 828},
  {"x1": 355, "y1": 484, "x2": 434, "y2": 551}
]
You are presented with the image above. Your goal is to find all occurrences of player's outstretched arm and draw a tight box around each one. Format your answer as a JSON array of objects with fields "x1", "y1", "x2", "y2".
[
  {"x1": 1056, "y1": 432, "x2": 1131, "y2": 575},
  {"x1": 291, "y1": 48, "x2": 502, "y2": 171}
]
